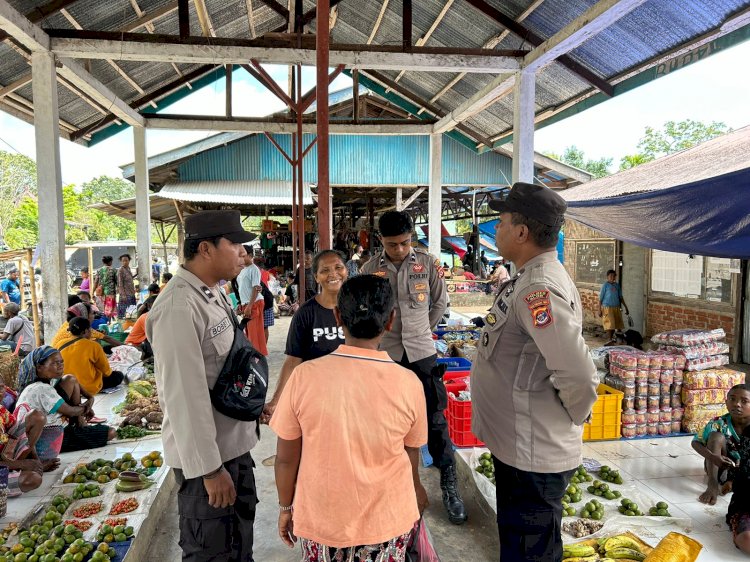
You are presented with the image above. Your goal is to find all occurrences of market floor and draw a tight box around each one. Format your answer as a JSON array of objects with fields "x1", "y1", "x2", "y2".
[{"x1": 146, "y1": 315, "x2": 499, "y2": 561}]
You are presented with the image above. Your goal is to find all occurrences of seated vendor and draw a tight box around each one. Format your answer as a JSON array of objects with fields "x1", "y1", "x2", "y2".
[
  {"x1": 462, "y1": 265, "x2": 477, "y2": 280},
  {"x1": 126, "y1": 296, "x2": 156, "y2": 347},
  {"x1": 58, "y1": 318, "x2": 124, "y2": 396},
  {"x1": 0, "y1": 375, "x2": 55, "y2": 494},
  {"x1": 0, "y1": 303, "x2": 34, "y2": 356},
  {"x1": 50, "y1": 302, "x2": 122, "y2": 349},
  {"x1": 15, "y1": 346, "x2": 116, "y2": 453}
]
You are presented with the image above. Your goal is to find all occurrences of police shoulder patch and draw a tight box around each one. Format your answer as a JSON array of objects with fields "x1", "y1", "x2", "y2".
[
  {"x1": 524, "y1": 289, "x2": 553, "y2": 329},
  {"x1": 373, "y1": 270, "x2": 387, "y2": 277}
]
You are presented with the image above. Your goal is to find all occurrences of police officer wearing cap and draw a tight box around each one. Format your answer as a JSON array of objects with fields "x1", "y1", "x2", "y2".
[
  {"x1": 471, "y1": 183, "x2": 598, "y2": 562},
  {"x1": 146, "y1": 210, "x2": 260, "y2": 561},
  {"x1": 360, "y1": 210, "x2": 467, "y2": 525}
]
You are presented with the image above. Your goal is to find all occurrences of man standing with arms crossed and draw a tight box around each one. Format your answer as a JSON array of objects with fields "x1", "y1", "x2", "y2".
[
  {"x1": 361, "y1": 210, "x2": 467, "y2": 524},
  {"x1": 472, "y1": 183, "x2": 598, "y2": 562},
  {"x1": 147, "y1": 210, "x2": 259, "y2": 561}
]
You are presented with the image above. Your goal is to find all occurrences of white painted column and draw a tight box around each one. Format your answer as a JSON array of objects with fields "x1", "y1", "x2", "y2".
[
  {"x1": 512, "y1": 69, "x2": 535, "y2": 184},
  {"x1": 134, "y1": 126, "x2": 152, "y2": 291},
  {"x1": 32, "y1": 51, "x2": 66, "y2": 341},
  {"x1": 428, "y1": 133, "x2": 442, "y2": 259}
]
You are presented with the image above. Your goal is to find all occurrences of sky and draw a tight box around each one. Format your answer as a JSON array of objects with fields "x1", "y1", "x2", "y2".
[{"x1": 0, "y1": 40, "x2": 749, "y2": 186}]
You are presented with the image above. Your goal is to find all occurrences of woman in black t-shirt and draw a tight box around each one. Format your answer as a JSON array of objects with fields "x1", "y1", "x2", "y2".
[{"x1": 262, "y1": 250, "x2": 348, "y2": 422}]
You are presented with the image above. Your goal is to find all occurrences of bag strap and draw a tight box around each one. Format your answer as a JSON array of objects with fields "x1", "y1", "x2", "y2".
[{"x1": 58, "y1": 337, "x2": 84, "y2": 352}]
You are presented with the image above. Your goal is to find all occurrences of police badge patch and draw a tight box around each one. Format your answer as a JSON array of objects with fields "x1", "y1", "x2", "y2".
[
  {"x1": 486, "y1": 313, "x2": 497, "y2": 326},
  {"x1": 482, "y1": 332, "x2": 489, "y2": 346},
  {"x1": 524, "y1": 289, "x2": 553, "y2": 329}
]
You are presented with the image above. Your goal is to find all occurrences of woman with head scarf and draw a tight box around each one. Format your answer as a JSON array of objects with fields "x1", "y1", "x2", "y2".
[
  {"x1": 50, "y1": 302, "x2": 122, "y2": 349},
  {"x1": 15, "y1": 346, "x2": 116, "y2": 453}
]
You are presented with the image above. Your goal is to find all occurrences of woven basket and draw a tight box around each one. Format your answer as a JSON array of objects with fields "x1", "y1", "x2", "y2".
[{"x1": 0, "y1": 352, "x2": 20, "y2": 390}]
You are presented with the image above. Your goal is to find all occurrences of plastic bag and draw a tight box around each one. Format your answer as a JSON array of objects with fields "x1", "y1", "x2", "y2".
[
  {"x1": 406, "y1": 517, "x2": 441, "y2": 562},
  {"x1": 108, "y1": 345, "x2": 146, "y2": 381}
]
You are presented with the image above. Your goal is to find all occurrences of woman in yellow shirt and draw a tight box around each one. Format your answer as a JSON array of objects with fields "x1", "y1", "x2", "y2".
[
  {"x1": 58, "y1": 318, "x2": 124, "y2": 396},
  {"x1": 51, "y1": 303, "x2": 122, "y2": 349}
]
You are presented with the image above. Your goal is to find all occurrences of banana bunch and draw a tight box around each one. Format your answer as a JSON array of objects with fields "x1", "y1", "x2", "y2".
[
  {"x1": 563, "y1": 535, "x2": 646, "y2": 561},
  {"x1": 115, "y1": 470, "x2": 155, "y2": 492}
]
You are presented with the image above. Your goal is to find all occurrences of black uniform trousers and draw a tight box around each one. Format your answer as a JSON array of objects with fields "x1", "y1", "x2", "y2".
[
  {"x1": 493, "y1": 456, "x2": 575, "y2": 562},
  {"x1": 399, "y1": 352, "x2": 454, "y2": 469},
  {"x1": 174, "y1": 452, "x2": 258, "y2": 562}
]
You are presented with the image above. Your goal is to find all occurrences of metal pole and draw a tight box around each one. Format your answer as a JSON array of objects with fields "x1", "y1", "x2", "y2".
[
  {"x1": 291, "y1": 131, "x2": 298, "y2": 274},
  {"x1": 316, "y1": 0, "x2": 331, "y2": 250},
  {"x1": 296, "y1": 64, "x2": 306, "y2": 301}
]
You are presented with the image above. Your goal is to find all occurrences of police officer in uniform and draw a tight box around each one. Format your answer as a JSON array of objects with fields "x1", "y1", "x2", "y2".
[
  {"x1": 360, "y1": 211, "x2": 467, "y2": 524},
  {"x1": 471, "y1": 183, "x2": 598, "y2": 562},
  {"x1": 147, "y1": 210, "x2": 259, "y2": 561}
]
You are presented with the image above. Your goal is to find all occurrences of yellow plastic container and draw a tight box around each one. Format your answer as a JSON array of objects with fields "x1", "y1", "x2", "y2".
[{"x1": 583, "y1": 383, "x2": 623, "y2": 441}]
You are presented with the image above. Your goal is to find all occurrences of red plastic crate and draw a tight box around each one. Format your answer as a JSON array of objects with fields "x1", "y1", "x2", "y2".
[{"x1": 447, "y1": 395, "x2": 484, "y2": 448}]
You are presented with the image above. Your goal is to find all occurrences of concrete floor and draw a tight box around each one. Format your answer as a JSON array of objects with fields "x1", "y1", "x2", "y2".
[{"x1": 147, "y1": 315, "x2": 499, "y2": 561}]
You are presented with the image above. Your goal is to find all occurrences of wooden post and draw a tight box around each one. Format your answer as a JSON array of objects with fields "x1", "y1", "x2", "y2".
[
  {"x1": 225, "y1": 64, "x2": 232, "y2": 117},
  {"x1": 87, "y1": 246, "x2": 94, "y2": 286},
  {"x1": 27, "y1": 249, "x2": 41, "y2": 347},
  {"x1": 18, "y1": 259, "x2": 25, "y2": 310},
  {"x1": 316, "y1": 0, "x2": 332, "y2": 250},
  {"x1": 512, "y1": 69, "x2": 535, "y2": 183}
]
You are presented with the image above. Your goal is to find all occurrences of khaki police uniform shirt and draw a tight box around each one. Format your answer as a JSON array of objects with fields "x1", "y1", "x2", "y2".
[
  {"x1": 471, "y1": 250, "x2": 598, "y2": 474},
  {"x1": 360, "y1": 248, "x2": 446, "y2": 363},
  {"x1": 146, "y1": 266, "x2": 258, "y2": 480}
]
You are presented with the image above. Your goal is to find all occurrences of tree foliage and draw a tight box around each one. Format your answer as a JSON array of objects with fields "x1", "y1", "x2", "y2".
[
  {"x1": 619, "y1": 119, "x2": 730, "y2": 170},
  {"x1": 545, "y1": 146, "x2": 612, "y2": 179},
  {"x1": 0, "y1": 150, "x2": 38, "y2": 244}
]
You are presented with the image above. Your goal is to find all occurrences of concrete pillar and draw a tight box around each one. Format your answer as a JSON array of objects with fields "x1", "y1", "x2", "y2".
[
  {"x1": 32, "y1": 51, "x2": 66, "y2": 341},
  {"x1": 512, "y1": 69, "x2": 535, "y2": 184},
  {"x1": 134, "y1": 126, "x2": 152, "y2": 291},
  {"x1": 428, "y1": 133, "x2": 442, "y2": 259}
]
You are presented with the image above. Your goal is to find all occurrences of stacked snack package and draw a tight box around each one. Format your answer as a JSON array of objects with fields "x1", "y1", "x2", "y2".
[
  {"x1": 650, "y1": 328, "x2": 743, "y2": 433},
  {"x1": 680, "y1": 368, "x2": 745, "y2": 433},
  {"x1": 607, "y1": 349, "x2": 684, "y2": 438}
]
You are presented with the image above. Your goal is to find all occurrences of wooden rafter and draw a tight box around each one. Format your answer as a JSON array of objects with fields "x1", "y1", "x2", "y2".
[
  {"x1": 127, "y1": 0, "x2": 189, "y2": 88},
  {"x1": 0, "y1": 0, "x2": 79, "y2": 42},
  {"x1": 462, "y1": 0, "x2": 614, "y2": 96},
  {"x1": 193, "y1": 0, "x2": 216, "y2": 37},
  {"x1": 245, "y1": 0, "x2": 256, "y2": 37},
  {"x1": 59, "y1": 8, "x2": 157, "y2": 108},
  {"x1": 419, "y1": 0, "x2": 544, "y2": 114},
  {"x1": 368, "y1": 0, "x2": 388, "y2": 44},
  {"x1": 390, "y1": 0, "x2": 453, "y2": 86}
]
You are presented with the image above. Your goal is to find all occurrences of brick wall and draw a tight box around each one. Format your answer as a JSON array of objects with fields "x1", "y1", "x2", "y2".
[
  {"x1": 646, "y1": 300, "x2": 736, "y2": 348},
  {"x1": 579, "y1": 288, "x2": 601, "y2": 329}
]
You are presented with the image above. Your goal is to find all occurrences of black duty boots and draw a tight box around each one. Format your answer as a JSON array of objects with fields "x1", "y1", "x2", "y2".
[{"x1": 440, "y1": 464, "x2": 468, "y2": 524}]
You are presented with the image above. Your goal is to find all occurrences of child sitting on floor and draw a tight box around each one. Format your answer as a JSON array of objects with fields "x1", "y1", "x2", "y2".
[
  {"x1": 692, "y1": 384, "x2": 750, "y2": 505},
  {"x1": 728, "y1": 423, "x2": 750, "y2": 554}
]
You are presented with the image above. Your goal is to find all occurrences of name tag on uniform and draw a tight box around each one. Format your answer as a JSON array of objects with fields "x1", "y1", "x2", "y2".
[
  {"x1": 210, "y1": 318, "x2": 231, "y2": 338},
  {"x1": 498, "y1": 299, "x2": 508, "y2": 314}
]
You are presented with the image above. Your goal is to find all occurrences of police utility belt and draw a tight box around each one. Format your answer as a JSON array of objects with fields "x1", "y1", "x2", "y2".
[{"x1": 209, "y1": 290, "x2": 269, "y2": 424}]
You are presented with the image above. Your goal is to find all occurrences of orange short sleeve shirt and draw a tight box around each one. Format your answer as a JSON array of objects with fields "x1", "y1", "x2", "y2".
[{"x1": 270, "y1": 344, "x2": 427, "y2": 548}]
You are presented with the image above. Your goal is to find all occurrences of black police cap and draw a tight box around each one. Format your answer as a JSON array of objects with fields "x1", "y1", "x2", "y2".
[
  {"x1": 184, "y1": 210, "x2": 254, "y2": 243},
  {"x1": 488, "y1": 182, "x2": 566, "y2": 227}
]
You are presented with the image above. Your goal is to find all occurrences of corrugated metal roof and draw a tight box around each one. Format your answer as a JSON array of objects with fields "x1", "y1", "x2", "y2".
[
  {"x1": 156, "y1": 180, "x2": 314, "y2": 206},
  {"x1": 560, "y1": 126, "x2": 750, "y2": 202},
  {"x1": 3, "y1": 0, "x2": 748, "y2": 148}
]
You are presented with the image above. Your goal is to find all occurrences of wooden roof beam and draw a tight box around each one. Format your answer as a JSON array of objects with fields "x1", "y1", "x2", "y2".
[
  {"x1": 48, "y1": 33, "x2": 522, "y2": 73},
  {"x1": 0, "y1": 0, "x2": 79, "y2": 42},
  {"x1": 59, "y1": 8, "x2": 156, "y2": 107},
  {"x1": 462, "y1": 0, "x2": 614, "y2": 96},
  {"x1": 523, "y1": 0, "x2": 648, "y2": 73},
  {"x1": 145, "y1": 115, "x2": 435, "y2": 134},
  {"x1": 432, "y1": 73, "x2": 515, "y2": 133},
  {"x1": 0, "y1": 0, "x2": 143, "y2": 128},
  {"x1": 419, "y1": 0, "x2": 544, "y2": 114}
]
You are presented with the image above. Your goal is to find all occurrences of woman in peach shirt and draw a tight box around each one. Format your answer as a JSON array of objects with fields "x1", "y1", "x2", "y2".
[
  {"x1": 271, "y1": 275, "x2": 428, "y2": 561},
  {"x1": 125, "y1": 296, "x2": 157, "y2": 346}
]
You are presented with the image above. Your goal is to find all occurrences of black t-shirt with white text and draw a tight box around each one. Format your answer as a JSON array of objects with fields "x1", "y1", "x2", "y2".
[{"x1": 285, "y1": 298, "x2": 344, "y2": 361}]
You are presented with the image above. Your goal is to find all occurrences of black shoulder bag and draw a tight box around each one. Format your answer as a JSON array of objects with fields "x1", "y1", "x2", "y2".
[{"x1": 209, "y1": 294, "x2": 269, "y2": 422}]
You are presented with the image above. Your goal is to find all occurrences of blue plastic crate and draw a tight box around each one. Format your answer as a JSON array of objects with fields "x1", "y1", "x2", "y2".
[{"x1": 436, "y1": 357, "x2": 472, "y2": 371}]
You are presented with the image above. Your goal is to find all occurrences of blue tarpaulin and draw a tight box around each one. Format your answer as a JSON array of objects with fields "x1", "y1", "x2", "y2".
[{"x1": 566, "y1": 168, "x2": 750, "y2": 259}]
